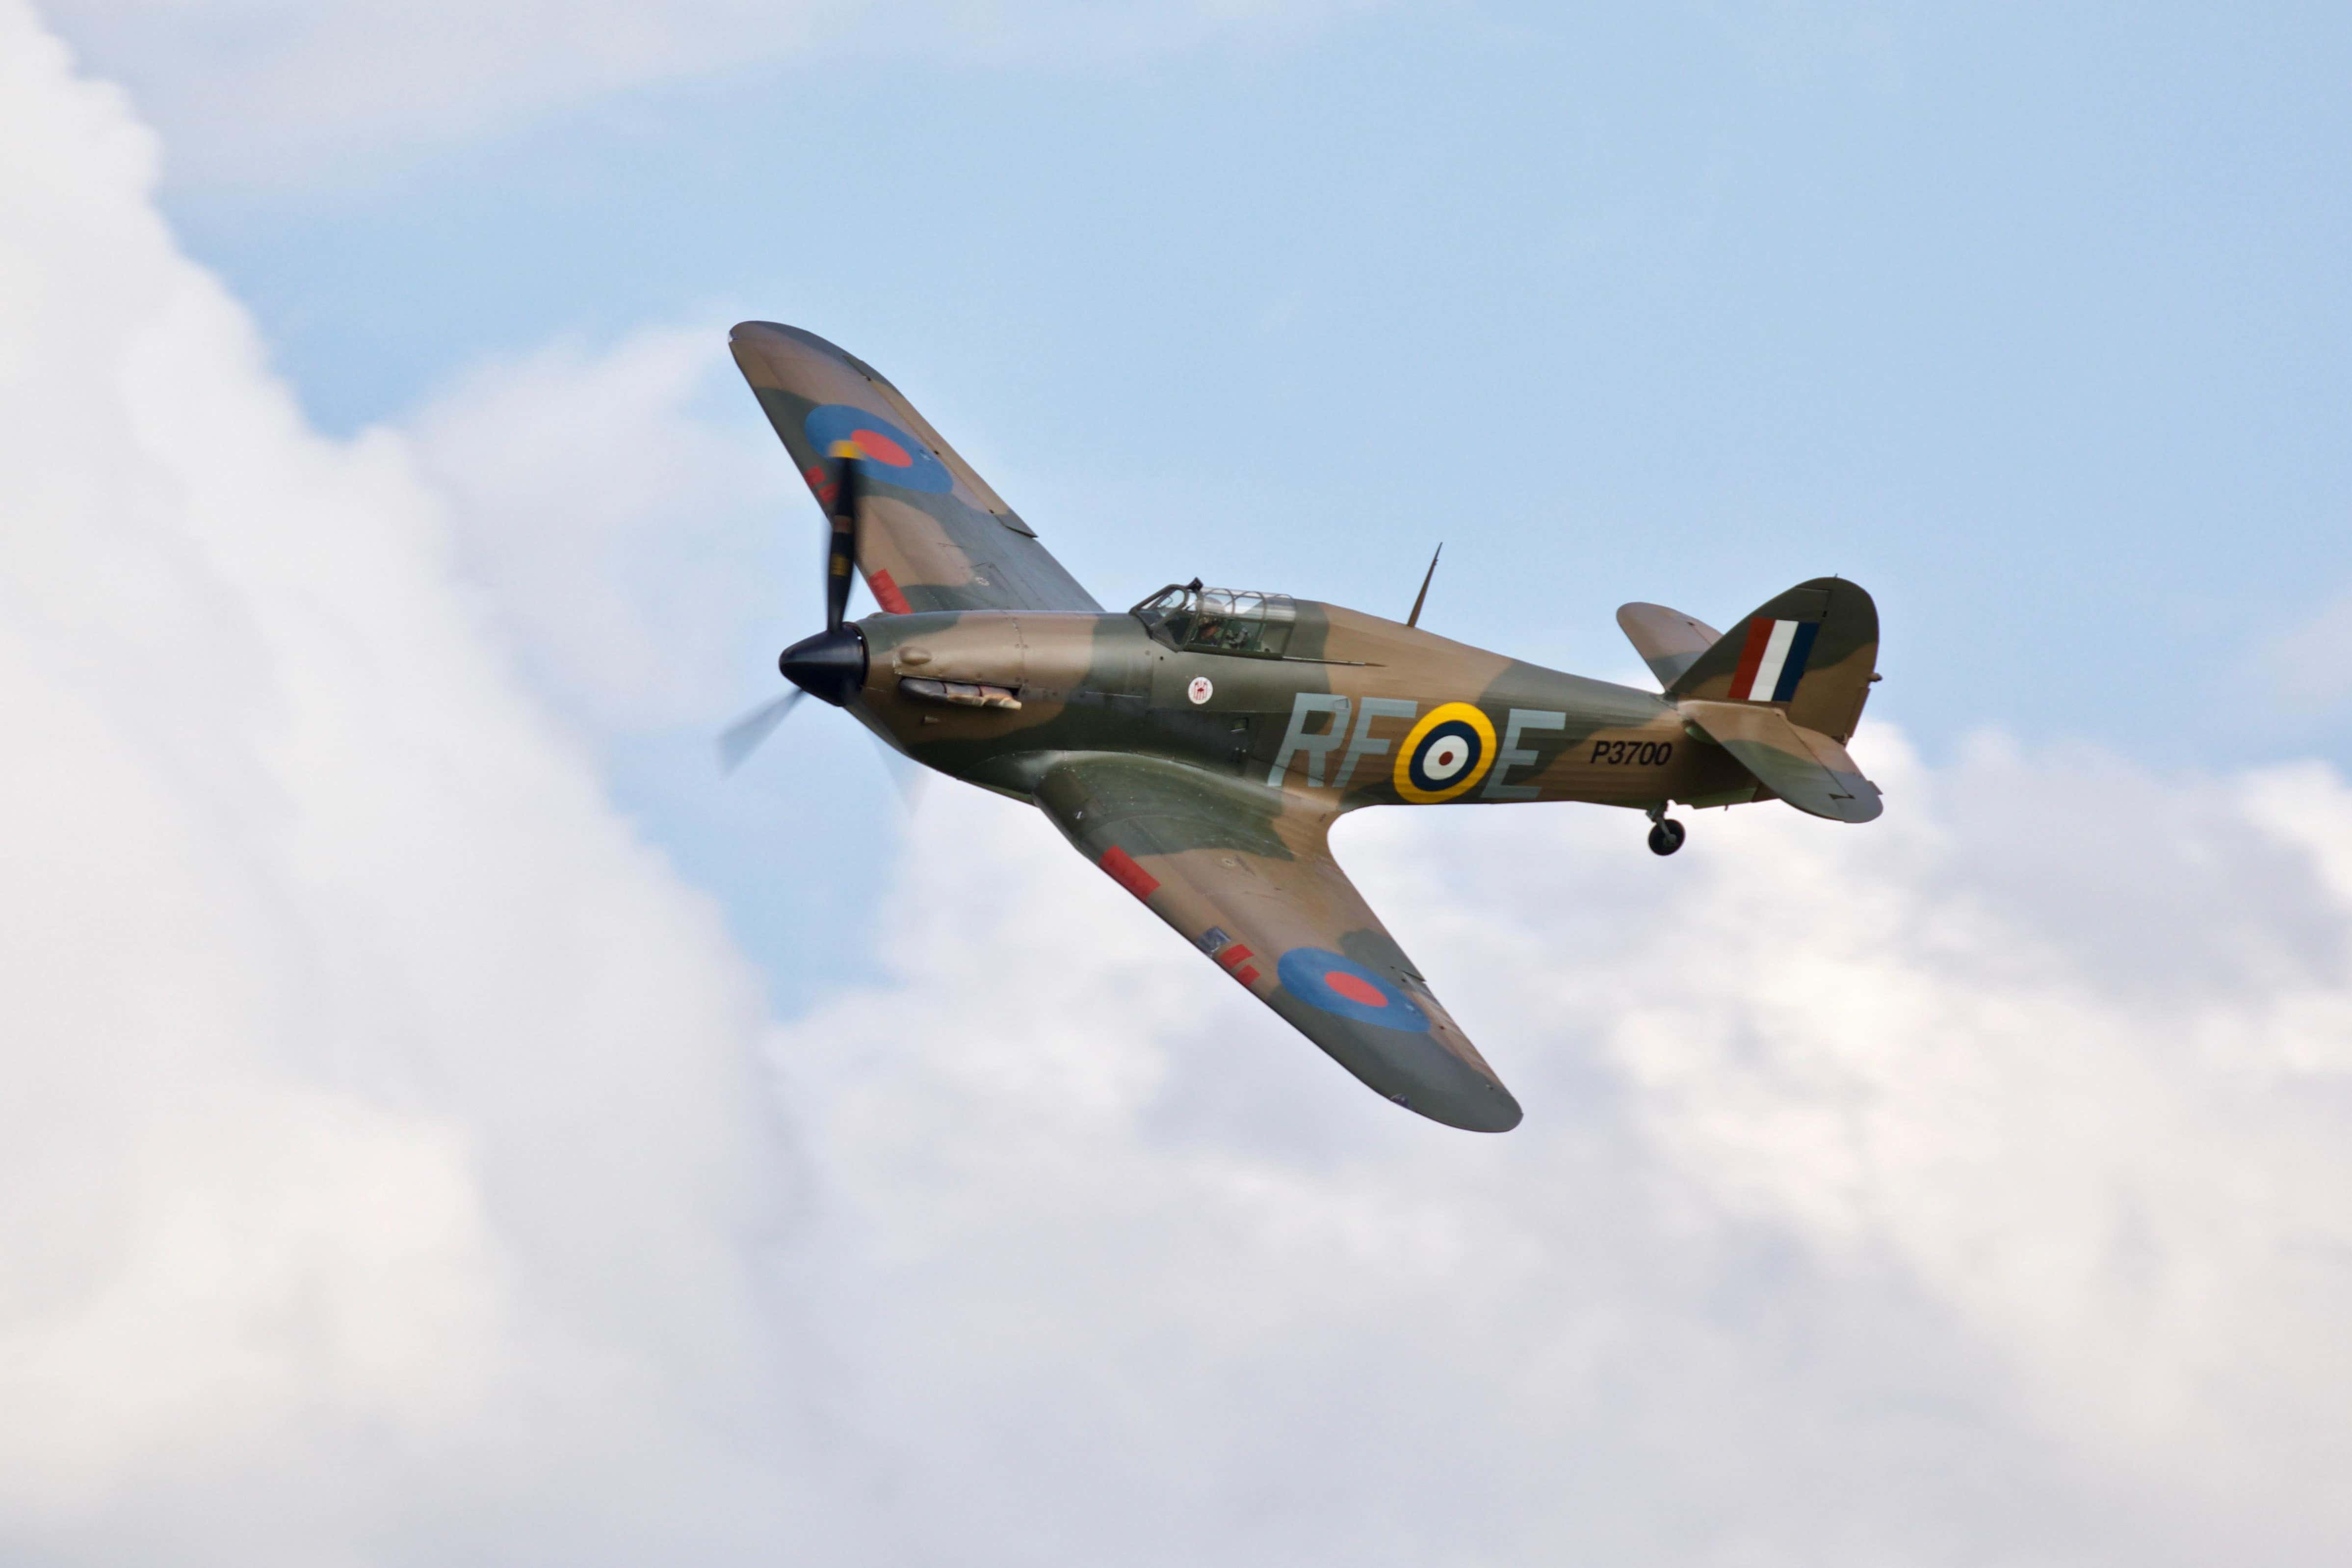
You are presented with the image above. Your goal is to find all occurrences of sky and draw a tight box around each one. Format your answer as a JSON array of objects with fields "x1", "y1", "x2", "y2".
[{"x1": 7, "y1": 1, "x2": 2352, "y2": 1562}]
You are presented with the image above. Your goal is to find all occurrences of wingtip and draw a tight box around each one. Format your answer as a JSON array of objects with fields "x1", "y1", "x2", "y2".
[
  {"x1": 1406, "y1": 1083, "x2": 1523, "y2": 1133},
  {"x1": 728, "y1": 319, "x2": 862, "y2": 358},
  {"x1": 729, "y1": 320, "x2": 797, "y2": 357},
  {"x1": 727, "y1": 321, "x2": 890, "y2": 388},
  {"x1": 1354, "y1": 1035, "x2": 1524, "y2": 1132}
]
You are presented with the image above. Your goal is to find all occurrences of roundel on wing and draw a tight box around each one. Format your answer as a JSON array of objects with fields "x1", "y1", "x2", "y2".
[
  {"x1": 802, "y1": 404, "x2": 954, "y2": 494},
  {"x1": 1393, "y1": 702, "x2": 1498, "y2": 803},
  {"x1": 1275, "y1": 948, "x2": 1431, "y2": 1032}
]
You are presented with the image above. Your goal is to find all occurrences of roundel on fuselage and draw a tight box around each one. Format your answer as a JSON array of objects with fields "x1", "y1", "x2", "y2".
[
  {"x1": 1393, "y1": 702, "x2": 1497, "y2": 803},
  {"x1": 803, "y1": 404, "x2": 954, "y2": 494}
]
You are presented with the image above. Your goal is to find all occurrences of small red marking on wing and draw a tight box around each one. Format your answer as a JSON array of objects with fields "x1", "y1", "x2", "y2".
[
  {"x1": 805, "y1": 463, "x2": 839, "y2": 507},
  {"x1": 1215, "y1": 943, "x2": 1254, "y2": 970},
  {"x1": 850, "y1": 428, "x2": 914, "y2": 468},
  {"x1": 866, "y1": 569, "x2": 913, "y2": 614},
  {"x1": 1099, "y1": 846, "x2": 1160, "y2": 902},
  {"x1": 1232, "y1": 966, "x2": 1259, "y2": 986},
  {"x1": 1325, "y1": 971, "x2": 1388, "y2": 1008}
]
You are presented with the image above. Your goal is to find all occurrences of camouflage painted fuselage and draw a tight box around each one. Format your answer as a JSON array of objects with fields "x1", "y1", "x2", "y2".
[{"x1": 850, "y1": 604, "x2": 1766, "y2": 814}]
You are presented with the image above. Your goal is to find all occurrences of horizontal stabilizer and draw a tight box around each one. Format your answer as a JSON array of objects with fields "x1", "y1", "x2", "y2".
[
  {"x1": 1679, "y1": 700, "x2": 1883, "y2": 823},
  {"x1": 1617, "y1": 603, "x2": 1723, "y2": 688}
]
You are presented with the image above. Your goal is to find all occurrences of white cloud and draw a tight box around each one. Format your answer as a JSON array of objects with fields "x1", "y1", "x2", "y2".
[
  {"x1": 2268, "y1": 584, "x2": 2352, "y2": 708},
  {"x1": 760, "y1": 736, "x2": 2352, "y2": 1563},
  {"x1": 406, "y1": 326, "x2": 793, "y2": 732},
  {"x1": 0, "y1": 7, "x2": 821, "y2": 1559},
  {"x1": 41, "y1": 0, "x2": 1384, "y2": 180},
  {"x1": 13, "y1": 3, "x2": 2352, "y2": 1561},
  {"x1": 46, "y1": 0, "x2": 839, "y2": 174}
]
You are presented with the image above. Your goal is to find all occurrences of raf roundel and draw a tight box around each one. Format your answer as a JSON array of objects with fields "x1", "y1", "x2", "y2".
[
  {"x1": 1187, "y1": 676, "x2": 1214, "y2": 705},
  {"x1": 1392, "y1": 702, "x2": 1498, "y2": 803},
  {"x1": 802, "y1": 404, "x2": 954, "y2": 494},
  {"x1": 1275, "y1": 949, "x2": 1431, "y2": 1032}
]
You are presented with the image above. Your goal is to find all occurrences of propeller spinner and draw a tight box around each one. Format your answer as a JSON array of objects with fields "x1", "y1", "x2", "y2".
[
  {"x1": 716, "y1": 453, "x2": 871, "y2": 773},
  {"x1": 780, "y1": 451, "x2": 870, "y2": 706}
]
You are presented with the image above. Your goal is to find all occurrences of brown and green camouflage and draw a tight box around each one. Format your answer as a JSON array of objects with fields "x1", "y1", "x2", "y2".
[{"x1": 730, "y1": 321, "x2": 1884, "y2": 1133}]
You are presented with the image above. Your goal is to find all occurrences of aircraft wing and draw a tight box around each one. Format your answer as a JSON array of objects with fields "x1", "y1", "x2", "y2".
[
  {"x1": 730, "y1": 321, "x2": 1100, "y2": 615},
  {"x1": 1034, "y1": 754, "x2": 1522, "y2": 1132}
]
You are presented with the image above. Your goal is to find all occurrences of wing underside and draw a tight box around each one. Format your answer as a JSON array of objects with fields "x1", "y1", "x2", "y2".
[
  {"x1": 729, "y1": 321, "x2": 1099, "y2": 615},
  {"x1": 1035, "y1": 754, "x2": 1521, "y2": 1132}
]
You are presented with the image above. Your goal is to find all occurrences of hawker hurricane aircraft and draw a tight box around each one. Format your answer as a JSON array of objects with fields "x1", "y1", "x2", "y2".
[{"x1": 723, "y1": 322, "x2": 1883, "y2": 1133}]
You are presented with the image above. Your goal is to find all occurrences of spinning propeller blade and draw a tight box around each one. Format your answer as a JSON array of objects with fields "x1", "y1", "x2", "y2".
[
  {"x1": 726, "y1": 451, "x2": 871, "y2": 775},
  {"x1": 716, "y1": 689, "x2": 805, "y2": 773},
  {"x1": 723, "y1": 451, "x2": 875, "y2": 774},
  {"x1": 773, "y1": 452, "x2": 871, "y2": 707},
  {"x1": 825, "y1": 453, "x2": 861, "y2": 634}
]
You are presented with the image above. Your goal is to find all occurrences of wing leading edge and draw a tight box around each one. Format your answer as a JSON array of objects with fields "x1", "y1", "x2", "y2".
[
  {"x1": 1036, "y1": 754, "x2": 1521, "y2": 1132},
  {"x1": 729, "y1": 321, "x2": 1099, "y2": 615}
]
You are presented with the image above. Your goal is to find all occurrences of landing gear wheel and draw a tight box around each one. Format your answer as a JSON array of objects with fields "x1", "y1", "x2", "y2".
[{"x1": 1647, "y1": 818, "x2": 1686, "y2": 857}]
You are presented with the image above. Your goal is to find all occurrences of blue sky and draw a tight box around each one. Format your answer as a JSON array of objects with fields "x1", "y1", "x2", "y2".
[
  {"x1": 120, "y1": 0, "x2": 2352, "y2": 765},
  {"x1": 91, "y1": 0, "x2": 2346, "y2": 1006},
  {"x1": 14, "y1": 4, "x2": 2352, "y2": 1561}
]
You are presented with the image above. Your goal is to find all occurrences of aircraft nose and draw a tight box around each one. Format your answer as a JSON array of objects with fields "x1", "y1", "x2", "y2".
[{"x1": 779, "y1": 626, "x2": 868, "y2": 706}]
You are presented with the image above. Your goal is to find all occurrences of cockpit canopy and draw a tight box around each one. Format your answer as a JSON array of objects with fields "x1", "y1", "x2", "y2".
[{"x1": 1131, "y1": 584, "x2": 1298, "y2": 657}]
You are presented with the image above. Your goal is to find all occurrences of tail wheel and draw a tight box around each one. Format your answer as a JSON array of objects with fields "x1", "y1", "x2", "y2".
[{"x1": 1647, "y1": 818, "x2": 1686, "y2": 857}]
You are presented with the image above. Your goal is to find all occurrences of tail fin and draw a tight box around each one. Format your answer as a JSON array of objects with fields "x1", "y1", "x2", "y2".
[
  {"x1": 1667, "y1": 577, "x2": 1878, "y2": 743},
  {"x1": 1616, "y1": 602, "x2": 1723, "y2": 688}
]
